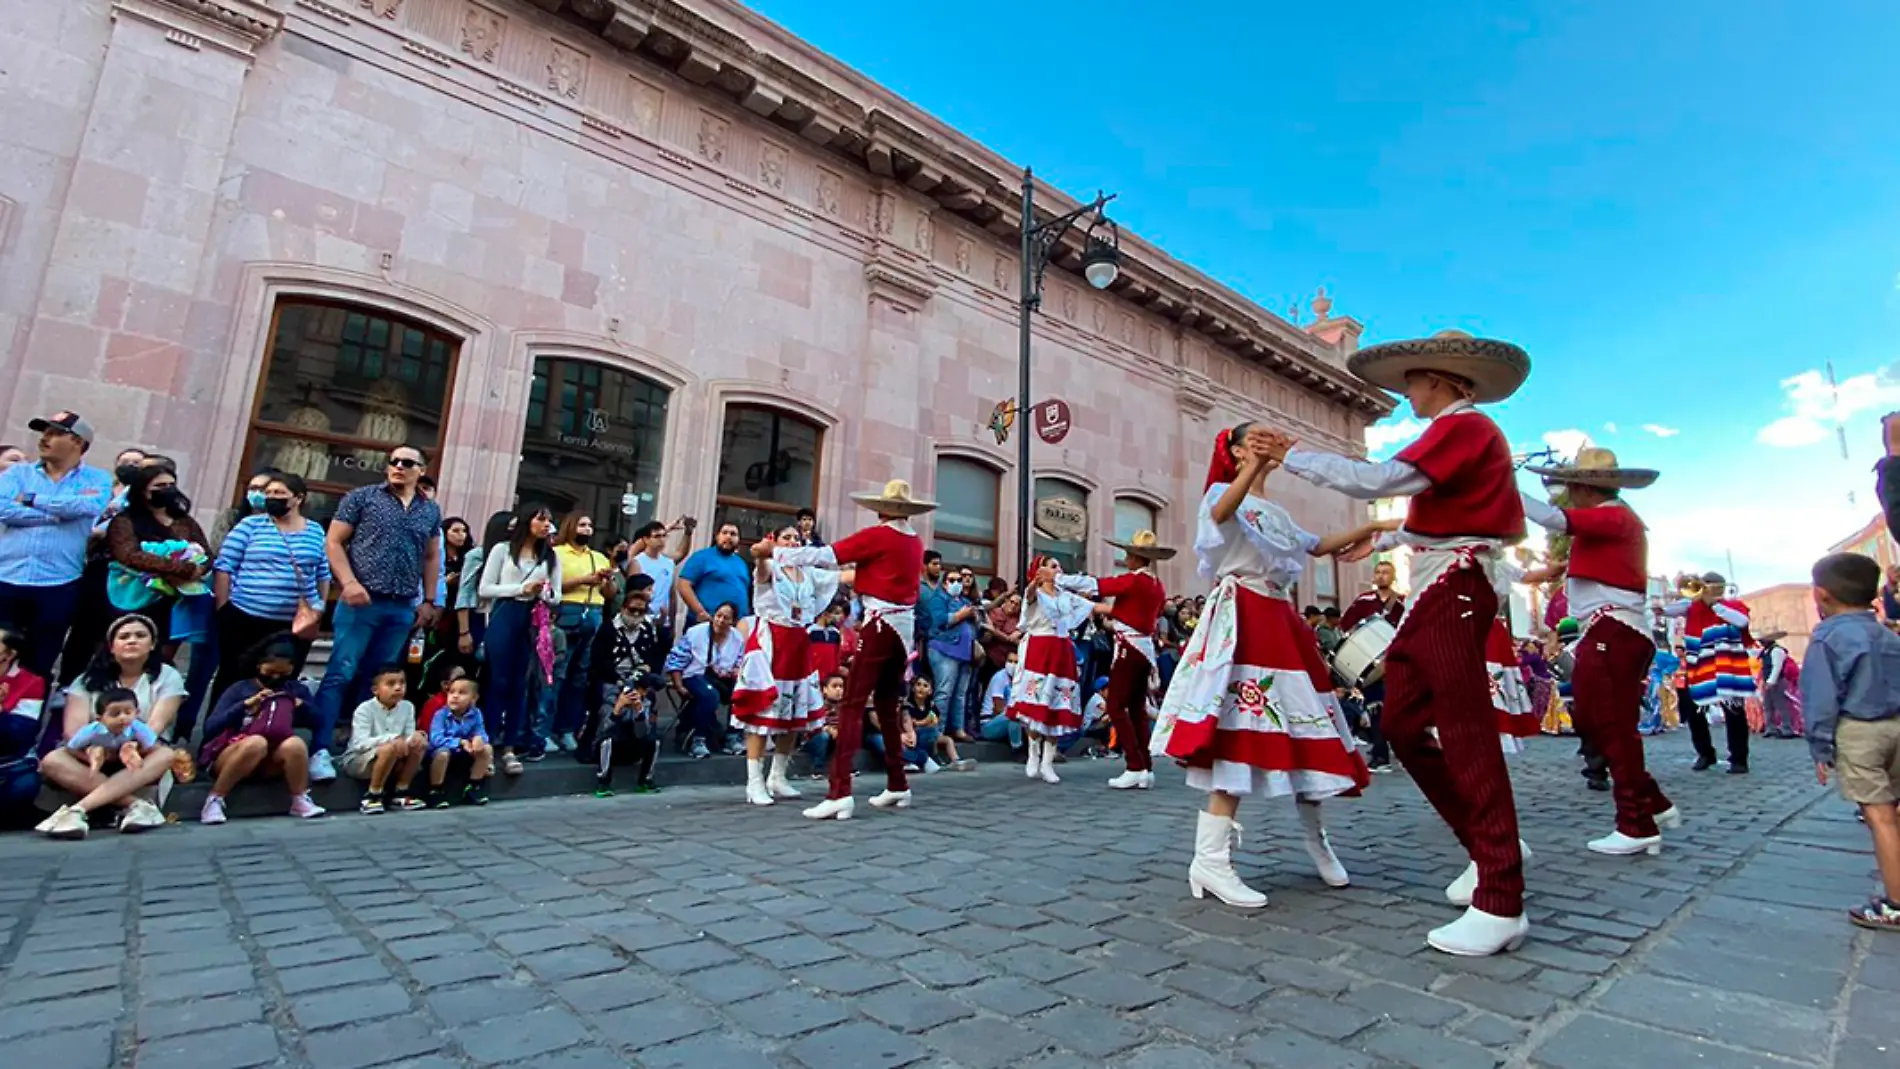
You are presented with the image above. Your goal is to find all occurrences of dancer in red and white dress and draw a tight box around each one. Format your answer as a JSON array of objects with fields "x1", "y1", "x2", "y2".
[
  {"x1": 1487, "y1": 611, "x2": 1541, "y2": 754},
  {"x1": 733, "y1": 524, "x2": 845, "y2": 807},
  {"x1": 1008, "y1": 557, "x2": 1093, "y2": 785},
  {"x1": 1056, "y1": 530, "x2": 1173, "y2": 790},
  {"x1": 1151, "y1": 425, "x2": 1385, "y2": 909}
]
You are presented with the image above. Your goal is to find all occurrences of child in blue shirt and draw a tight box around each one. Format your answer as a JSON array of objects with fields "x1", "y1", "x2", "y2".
[
  {"x1": 426, "y1": 677, "x2": 492, "y2": 808},
  {"x1": 66, "y1": 687, "x2": 158, "y2": 773}
]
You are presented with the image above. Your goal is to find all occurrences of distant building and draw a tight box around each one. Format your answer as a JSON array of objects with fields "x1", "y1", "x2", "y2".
[
  {"x1": 1738, "y1": 583, "x2": 1819, "y2": 661},
  {"x1": 1830, "y1": 515, "x2": 1896, "y2": 571}
]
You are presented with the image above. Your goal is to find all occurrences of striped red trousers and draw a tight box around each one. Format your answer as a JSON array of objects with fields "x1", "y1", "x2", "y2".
[
  {"x1": 827, "y1": 620, "x2": 910, "y2": 801},
  {"x1": 1570, "y1": 616, "x2": 1671, "y2": 837},
  {"x1": 1383, "y1": 566, "x2": 1524, "y2": 917},
  {"x1": 1103, "y1": 644, "x2": 1153, "y2": 773}
]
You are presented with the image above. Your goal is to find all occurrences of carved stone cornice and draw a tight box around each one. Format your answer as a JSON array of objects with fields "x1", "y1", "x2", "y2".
[
  {"x1": 112, "y1": 0, "x2": 284, "y2": 56},
  {"x1": 1175, "y1": 372, "x2": 1217, "y2": 420},
  {"x1": 863, "y1": 251, "x2": 936, "y2": 314}
]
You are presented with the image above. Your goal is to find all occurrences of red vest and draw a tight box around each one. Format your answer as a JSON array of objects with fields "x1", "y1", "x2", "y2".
[
  {"x1": 1395, "y1": 410, "x2": 1525, "y2": 540},
  {"x1": 826, "y1": 523, "x2": 923, "y2": 605},
  {"x1": 1098, "y1": 570, "x2": 1166, "y2": 635},
  {"x1": 1562, "y1": 502, "x2": 1648, "y2": 593}
]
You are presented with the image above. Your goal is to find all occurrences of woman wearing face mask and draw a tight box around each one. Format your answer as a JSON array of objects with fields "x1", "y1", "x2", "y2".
[
  {"x1": 55, "y1": 449, "x2": 151, "y2": 686},
  {"x1": 212, "y1": 473, "x2": 331, "y2": 698},
  {"x1": 211, "y1": 468, "x2": 280, "y2": 552},
  {"x1": 103, "y1": 464, "x2": 210, "y2": 652}
]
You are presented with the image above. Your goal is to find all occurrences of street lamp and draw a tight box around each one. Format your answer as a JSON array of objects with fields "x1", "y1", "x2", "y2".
[{"x1": 1016, "y1": 167, "x2": 1120, "y2": 586}]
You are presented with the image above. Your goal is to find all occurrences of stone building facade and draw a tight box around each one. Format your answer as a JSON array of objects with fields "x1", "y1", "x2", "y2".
[{"x1": 1, "y1": 0, "x2": 1393, "y2": 599}]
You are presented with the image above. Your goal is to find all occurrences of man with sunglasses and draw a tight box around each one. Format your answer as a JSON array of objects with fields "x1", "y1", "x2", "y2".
[{"x1": 309, "y1": 446, "x2": 443, "y2": 781}]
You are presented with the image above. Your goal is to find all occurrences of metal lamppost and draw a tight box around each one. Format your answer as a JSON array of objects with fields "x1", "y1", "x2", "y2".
[{"x1": 1016, "y1": 167, "x2": 1121, "y2": 586}]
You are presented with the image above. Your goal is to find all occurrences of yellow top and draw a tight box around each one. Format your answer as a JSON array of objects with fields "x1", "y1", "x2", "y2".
[{"x1": 554, "y1": 544, "x2": 611, "y2": 606}]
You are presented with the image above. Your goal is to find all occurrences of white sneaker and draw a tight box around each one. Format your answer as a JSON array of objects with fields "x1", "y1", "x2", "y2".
[
  {"x1": 1446, "y1": 840, "x2": 1533, "y2": 907},
  {"x1": 41, "y1": 805, "x2": 88, "y2": 840},
  {"x1": 923, "y1": 758, "x2": 941, "y2": 774},
  {"x1": 803, "y1": 796, "x2": 855, "y2": 821},
  {"x1": 1654, "y1": 805, "x2": 1683, "y2": 830},
  {"x1": 200, "y1": 795, "x2": 228, "y2": 825},
  {"x1": 869, "y1": 789, "x2": 913, "y2": 809},
  {"x1": 34, "y1": 806, "x2": 66, "y2": 834},
  {"x1": 1107, "y1": 769, "x2": 1153, "y2": 790},
  {"x1": 1587, "y1": 831, "x2": 1662, "y2": 856},
  {"x1": 1428, "y1": 907, "x2": 1529, "y2": 957},
  {"x1": 308, "y1": 750, "x2": 337, "y2": 783},
  {"x1": 1187, "y1": 811, "x2": 1266, "y2": 909},
  {"x1": 119, "y1": 798, "x2": 166, "y2": 834},
  {"x1": 289, "y1": 793, "x2": 326, "y2": 819}
]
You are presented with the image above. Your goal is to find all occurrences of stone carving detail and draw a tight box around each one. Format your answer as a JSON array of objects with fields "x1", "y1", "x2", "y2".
[
  {"x1": 1059, "y1": 286, "x2": 1075, "y2": 320},
  {"x1": 626, "y1": 76, "x2": 661, "y2": 133},
  {"x1": 1121, "y1": 315, "x2": 1135, "y2": 345},
  {"x1": 459, "y1": 5, "x2": 503, "y2": 63},
  {"x1": 696, "y1": 112, "x2": 728, "y2": 164},
  {"x1": 1148, "y1": 326, "x2": 1162, "y2": 357},
  {"x1": 954, "y1": 238, "x2": 971, "y2": 275},
  {"x1": 869, "y1": 191, "x2": 891, "y2": 236},
  {"x1": 759, "y1": 143, "x2": 787, "y2": 191},
  {"x1": 993, "y1": 255, "x2": 1009, "y2": 292},
  {"x1": 912, "y1": 210, "x2": 933, "y2": 256},
  {"x1": 546, "y1": 41, "x2": 587, "y2": 100},
  {"x1": 359, "y1": 0, "x2": 401, "y2": 17},
  {"x1": 816, "y1": 170, "x2": 841, "y2": 216},
  {"x1": 1093, "y1": 301, "x2": 1108, "y2": 334}
]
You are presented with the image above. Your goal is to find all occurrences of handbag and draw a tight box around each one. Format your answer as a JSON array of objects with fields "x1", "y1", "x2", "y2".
[{"x1": 273, "y1": 525, "x2": 323, "y2": 641}]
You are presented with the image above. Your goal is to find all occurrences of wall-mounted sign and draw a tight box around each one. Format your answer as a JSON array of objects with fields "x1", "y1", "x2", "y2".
[
  {"x1": 1034, "y1": 399, "x2": 1072, "y2": 444},
  {"x1": 1034, "y1": 496, "x2": 1088, "y2": 542},
  {"x1": 988, "y1": 399, "x2": 1016, "y2": 444}
]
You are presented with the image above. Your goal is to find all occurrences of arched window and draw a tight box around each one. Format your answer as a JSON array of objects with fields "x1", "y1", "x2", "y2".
[
  {"x1": 1033, "y1": 477, "x2": 1089, "y2": 574},
  {"x1": 715, "y1": 405, "x2": 822, "y2": 539},
  {"x1": 241, "y1": 299, "x2": 460, "y2": 522},
  {"x1": 515, "y1": 356, "x2": 670, "y2": 546},
  {"x1": 1112, "y1": 497, "x2": 1160, "y2": 563},
  {"x1": 934, "y1": 457, "x2": 1000, "y2": 580}
]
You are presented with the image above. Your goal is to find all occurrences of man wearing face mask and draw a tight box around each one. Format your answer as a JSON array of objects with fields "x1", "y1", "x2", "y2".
[{"x1": 921, "y1": 561, "x2": 980, "y2": 741}]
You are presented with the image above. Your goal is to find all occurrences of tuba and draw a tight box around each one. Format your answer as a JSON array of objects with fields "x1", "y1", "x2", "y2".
[{"x1": 1677, "y1": 575, "x2": 1705, "y2": 599}]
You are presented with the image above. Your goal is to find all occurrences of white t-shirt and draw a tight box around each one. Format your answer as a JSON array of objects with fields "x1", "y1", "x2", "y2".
[
  {"x1": 66, "y1": 665, "x2": 188, "y2": 724},
  {"x1": 984, "y1": 670, "x2": 1012, "y2": 719},
  {"x1": 635, "y1": 551, "x2": 676, "y2": 614}
]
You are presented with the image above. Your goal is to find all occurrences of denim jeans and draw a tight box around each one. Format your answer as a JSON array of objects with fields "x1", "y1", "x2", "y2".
[
  {"x1": 173, "y1": 638, "x2": 217, "y2": 746},
  {"x1": 535, "y1": 603, "x2": 601, "y2": 745},
  {"x1": 927, "y1": 651, "x2": 973, "y2": 736},
  {"x1": 979, "y1": 716, "x2": 1023, "y2": 749},
  {"x1": 867, "y1": 725, "x2": 939, "y2": 767},
  {"x1": 804, "y1": 731, "x2": 834, "y2": 774},
  {"x1": 681, "y1": 675, "x2": 724, "y2": 744},
  {"x1": 312, "y1": 596, "x2": 415, "y2": 752},
  {"x1": 483, "y1": 600, "x2": 538, "y2": 752}
]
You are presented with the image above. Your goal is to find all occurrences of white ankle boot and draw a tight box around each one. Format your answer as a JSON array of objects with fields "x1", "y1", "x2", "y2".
[
  {"x1": 1107, "y1": 769, "x2": 1153, "y2": 790},
  {"x1": 870, "y1": 789, "x2": 912, "y2": 808},
  {"x1": 1025, "y1": 738, "x2": 1041, "y2": 778},
  {"x1": 1446, "y1": 840, "x2": 1533, "y2": 907},
  {"x1": 1187, "y1": 811, "x2": 1267, "y2": 909},
  {"x1": 1297, "y1": 802, "x2": 1350, "y2": 888},
  {"x1": 803, "y1": 796, "x2": 854, "y2": 820},
  {"x1": 1428, "y1": 907, "x2": 1529, "y2": 956},
  {"x1": 1654, "y1": 805, "x2": 1683, "y2": 829},
  {"x1": 1587, "y1": 830, "x2": 1661, "y2": 856},
  {"x1": 1037, "y1": 740, "x2": 1061, "y2": 784},
  {"x1": 767, "y1": 754, "x2": 801, "y2": 799},
  {"x1": 745, "y1": 759, "x2": 774, "y2": 806}
]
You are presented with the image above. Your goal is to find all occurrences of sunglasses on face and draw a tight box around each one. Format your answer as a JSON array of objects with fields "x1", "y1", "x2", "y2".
[{"x1": 387, "y1": 457, "x2": 422, "y2": 470}]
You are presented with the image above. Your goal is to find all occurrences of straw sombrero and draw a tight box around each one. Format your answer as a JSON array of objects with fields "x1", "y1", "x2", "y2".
[
  {"x1": 848, "y1": 479, "x2": 937, "y2": 517},
  {"x1": 1347, "y1": 329, "x2": 1530, "y2": 405},
  {"x1": 1105, "y1": 529, "x2": 1177, "y2": 562},
  {"x1": 1526, "y1": 447, "x2": 1659, "y2": 491},
  {"x1": 1757, "y1": 629, "x2": 1788, "y2": 643}
]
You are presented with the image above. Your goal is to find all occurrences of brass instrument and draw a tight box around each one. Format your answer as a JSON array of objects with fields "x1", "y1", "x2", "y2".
[{"x1": 1678, "y1": 576, "x2": 1705, "y2": 599}]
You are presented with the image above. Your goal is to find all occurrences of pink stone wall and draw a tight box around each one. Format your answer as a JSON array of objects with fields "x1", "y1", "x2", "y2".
[{"x1": 0, "y1": 0, "x2": 1381, "y2": 597}]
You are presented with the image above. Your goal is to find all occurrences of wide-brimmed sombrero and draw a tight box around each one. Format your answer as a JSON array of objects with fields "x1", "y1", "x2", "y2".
[
  {"x1": 1757, "y1": 629, "x2": 1788, "y2": 643},
  {"x1": 1105, "y1": 529, "x2": 1177, "y2": 562},
  {"x1": 1526, "y1": 447, "x2": 1659, "y2": 491},
  {"x1": 849, "y1": 479, "x2": 937, "y2": 517},
  {"x1": 1347, "y1": 329, "x2": 1530, "y2": 405}
]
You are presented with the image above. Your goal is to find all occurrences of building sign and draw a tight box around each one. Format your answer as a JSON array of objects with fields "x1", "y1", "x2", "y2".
[
  {"x1": 988, "y1": 399, "x2": 1016, "y2": 444},
  {"x1": 1034, "y1": 399, "x2": 1072, "y2": 444},
  {"x1": 1034, "y1": 496, "x2": 1087, "y2": 542}
]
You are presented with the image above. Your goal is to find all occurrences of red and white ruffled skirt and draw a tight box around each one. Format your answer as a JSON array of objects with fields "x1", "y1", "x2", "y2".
[
  {"x1": 731, "y1": 620, "x2": 825, "y2": 735},
  {"x1": 1486, "y1": 618, "x2": 1539, "y2": 754},
  {"x1": 1007, "y1": 633, "x2": 1083, "y2": 738}
]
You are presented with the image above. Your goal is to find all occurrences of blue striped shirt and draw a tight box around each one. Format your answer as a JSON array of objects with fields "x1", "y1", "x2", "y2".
[
  {"x1": 0, "y1": 461, "x2": 114, "y2": 586},
  {"x1": 214, "y1": 515, "x2": 331, "y2": 619}
]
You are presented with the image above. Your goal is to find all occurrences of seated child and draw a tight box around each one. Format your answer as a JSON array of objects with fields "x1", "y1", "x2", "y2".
[
  {"x1": 425, "y1": 677, "x2": 492, "y2": 808},
  {"x1": 67, "y1": 687, "x2": 159, "y2": 773},
  {"x1": 417, "y1": 663, "x2": 467, "y2": 736},
  {"x1": 585, "y1": 684, "x2": 659, "y2": 798},
  {"x1": 342, "y1": 665, "x2": 428, "y2": 813}
]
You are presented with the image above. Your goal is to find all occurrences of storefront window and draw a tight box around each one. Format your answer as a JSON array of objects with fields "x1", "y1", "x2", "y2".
[
  {"x1": 515, "y1": 357, "x2": 670, "y2": 546},
  {"x1": 1033, "y1": 477, "x2": 1089, "y2": 574},
  {"x1": 935, "y1": 457, "x2": 1000, "y2": 580},
  {"x1": 242, "y1": 300, "x2": 459, "y2": 522},
  {"x1": 1314, "y1": 558, "x2": 1338, "y2": 607},
  {"x1": 1112, "y1": 497, "x2": 1159, "y2": 565},
  {"x1": 715, "y1": 405, "x2": 821, "y2": 539}
]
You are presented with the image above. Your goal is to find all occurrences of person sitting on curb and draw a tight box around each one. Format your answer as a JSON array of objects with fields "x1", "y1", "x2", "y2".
[
  {"x1": 197, "y1": 634, "x2": 327, "y2": 825},
  {"x1": 426, "y1": 676, "x2": 492, "y2": 807},
  {"x1": 343, "y1": 665, "x2": 428, "y2": 813}
]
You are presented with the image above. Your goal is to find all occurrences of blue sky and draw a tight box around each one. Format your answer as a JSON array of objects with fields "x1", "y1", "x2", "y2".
[{"x1": 752, "y1": 0, "x2": 1900, "y2": 587}]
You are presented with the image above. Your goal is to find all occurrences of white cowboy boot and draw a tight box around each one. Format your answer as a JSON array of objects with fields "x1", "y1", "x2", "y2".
[
  {"x1": 1037, "y1": 740, "x2": 1062, "y2": 784},
  {"x1": 803, "y1": 796, "x2": 854, "y2": 821},
  {"x1": 1187, "y1": 811, "x2": 1266, "y2": 909},
  {"x1": 1587, "y1": 830, "x2": 1662, "y2": 856},
  {"x1": 745, "y1": 759, "x2": 774, "y2": 807},
  {"x1": 1025, "y1": 738, "x2": 1042, "y2": 779},
  {"x1": 1428, "y1": 907, "x2": 1529, "y2": 957},
  {"x1": 1654, "y1": 805, "x2": 1683, "y2": 829},
  {"x1": 767, "y1": 753, "x2": 801, "y2": 799},
  {"x1": 1446, "y1": 840, "x2": 1533, "y2": 907},
  {"x1": 1297, "y1": 802, "x2": 1351, "y2": 888}
]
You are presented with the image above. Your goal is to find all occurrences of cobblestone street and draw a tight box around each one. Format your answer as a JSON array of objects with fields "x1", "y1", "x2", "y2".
[{"x1": 0, "y1": 736, "x2": 1891, "y2": 1069}]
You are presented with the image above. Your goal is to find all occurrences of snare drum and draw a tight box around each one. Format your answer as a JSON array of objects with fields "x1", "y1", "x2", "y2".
[{"x1": 1331, "y1": 617, "x2": 1397, "y2": 690}]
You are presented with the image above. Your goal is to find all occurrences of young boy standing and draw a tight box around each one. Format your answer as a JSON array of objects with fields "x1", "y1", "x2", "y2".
[
  {"x1": 343, "y1": 666, "x2": 429, "y2": 813},
  {"x1": 426, "y1": 677, "x2": 493, "y2": 807},
  {"x1": 1802, "y1": 552, "x2": 1900, "y2": 931}
]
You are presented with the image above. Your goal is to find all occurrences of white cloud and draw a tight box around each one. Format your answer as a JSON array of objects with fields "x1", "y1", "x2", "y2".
[
  {"x1": 1603, "y1": 421, "x2": 1619, "y2": 434},
  {"x1": 1757, "y1": 368, "x2": 1900, "y2": 449},
  {"x1": 1540, "y1": 428, "x2": 1592, "y2": 461},
  {"x1": 1641, "y1": 423, "x2": 1680, "y2": 438},
  {"x1": 1363, "y1": 417, "x2": 1426, "y2": 458}
]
